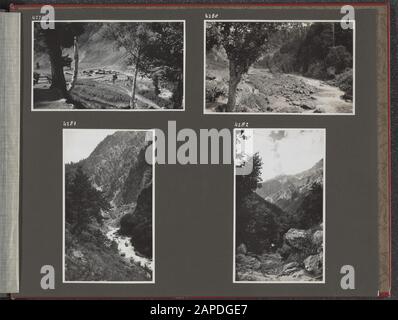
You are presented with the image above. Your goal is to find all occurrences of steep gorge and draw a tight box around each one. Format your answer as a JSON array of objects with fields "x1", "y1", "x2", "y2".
[{"x1": 65, "y1": 131, "x2": 153, "y2": 281}]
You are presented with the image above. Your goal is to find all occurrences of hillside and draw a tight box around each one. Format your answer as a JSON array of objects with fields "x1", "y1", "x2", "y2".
[
  {"x1": 236, "y1": 157, "x2": 324, "y2": 282},
  {"x1": 256, "y1": 159, "x2": 323, "y2": 214},
  {"x1": 35, "y1": 24, "x2": 127, "y2": 73},
  {"x1": 235, "y1": 190, "x2": 323, "y2": 282}
]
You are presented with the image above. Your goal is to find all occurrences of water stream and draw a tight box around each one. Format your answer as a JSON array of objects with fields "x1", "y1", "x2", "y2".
[{"x1": 106, "y1": 227, "x2": 153, "y2": 271}]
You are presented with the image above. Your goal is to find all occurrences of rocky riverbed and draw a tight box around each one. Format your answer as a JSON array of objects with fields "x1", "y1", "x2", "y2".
[{"x1": 236, "y1": 226, "x2": 323, "y2": 282}]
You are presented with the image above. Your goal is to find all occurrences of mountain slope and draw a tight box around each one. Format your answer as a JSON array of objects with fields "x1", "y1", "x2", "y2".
[
  {"x1": 35, "y1": 24, "x2": 127, "y2": 72},
  {"x1": 72, "y1": 131, "x2": 151, "y2": 206},
  {"x1": 256, "y1": 159, "x2": 323, "y2": 213}
]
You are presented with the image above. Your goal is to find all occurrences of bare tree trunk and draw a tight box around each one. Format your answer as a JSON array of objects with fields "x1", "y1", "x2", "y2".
[
  {"x1": 46, "y1": 31, "x2": 68, "y2": 98},
  {"x1": 226, "y1": 60, "x2": 241, "y2": 112},
  {"x1": 171, "y1": 75, "x2": 183, "y2": 109},
  {"x1": 130, "y1": 57, "x2": 140, "y2": 109},
  {"x1": 153, "y1": 74, "x2": 160, "y2": 96},
  {"x1": 68, "y1": 36, "x2": 79, "y2": 92}
]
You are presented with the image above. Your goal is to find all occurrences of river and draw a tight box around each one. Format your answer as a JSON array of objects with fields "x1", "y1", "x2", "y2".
[{"x1": 106, "y1": 227, "x2": 153, "y2": 271}]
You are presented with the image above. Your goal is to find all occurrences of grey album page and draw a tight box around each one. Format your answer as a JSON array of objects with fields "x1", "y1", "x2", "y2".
[
  {"x1": 0, "y1": 12, "x2": 20, "y2": 294},
  {"x1": 14, "y1": 5, "x2": 383, "y2": 298}
]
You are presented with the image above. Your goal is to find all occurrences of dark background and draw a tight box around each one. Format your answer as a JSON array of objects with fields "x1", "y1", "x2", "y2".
[{"x1": 0, "y1": 0, "x2": 396, "y2": 299}]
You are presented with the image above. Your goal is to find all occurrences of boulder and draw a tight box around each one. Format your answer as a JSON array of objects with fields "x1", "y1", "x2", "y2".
[
  {"x1": 281, "y1": 262, "x2": 300, "y2": 275},
  {"x1": 312, "y1": 230, "x2": 323, "y2": 247},
  {"x1": 277, "y1": 243, "x2": 293, "y2": 259},
  {"x1": 236, "y1": 254, "x2": 261, "y2": 271},
  {"x1": 300, "y1": 102, "x2": 316, "y2": 110},
  {"x1": 304, "y1": 253, "x2": 323, "y2": 276},
  {"x1": 237, "y1": 243, "x2": 247, "y2": 255},
  {"x1": 237, "y1": 271, "x2": 269, "y2": 282},
  {"x1": 282, "y1": 261, "x2": 299, "y2": 271},
  {"x1": 258, "y1": 253, "x2": 283, "y2": 272},
  {"x1": 284, "y1": 228, "x2": 310, "y2": 250}
]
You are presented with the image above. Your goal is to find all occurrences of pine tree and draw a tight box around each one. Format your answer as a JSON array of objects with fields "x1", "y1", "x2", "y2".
[{"x1": 65, "y1": 165, "x2": 110, "y2": 233}]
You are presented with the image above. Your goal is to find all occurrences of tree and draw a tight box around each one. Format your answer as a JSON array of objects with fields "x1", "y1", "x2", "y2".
[
  {"x1": 140, "y1": 23, "x2": 184, "y2": 109},
  {"x1": 65, "y1": 165, "x2": 110, "y2": 233},
  {"x1": 120, "y1": 184, "x2": 153, "y2": 258},
  {"x1": 34, "y1": 23, "x2": 85, "y2": 98},
  {"x1": 235, "y1": 152, "x2": 263, "y2": 203},
  {"x1": 67, "y1": 36, "x2": 79, "y2": 92},
  {"x1": 296, "y1": 182, "x2": 323, "y2": 229},
  {"x1": 104, "y1": 23, "x2": 156, "y2": 109},
  {"x1": 206, "y1": 22, "x2": 279, "y2": 111}
]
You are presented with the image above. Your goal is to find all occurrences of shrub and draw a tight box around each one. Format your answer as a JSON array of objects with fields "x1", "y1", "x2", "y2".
[
  {"x1": 206, "y1": 80, "x2": 226, "y2": 103},
  {"x1": 269, "y1": 52, "x2": 296, "y2": 74},
  {"x1": 325, "y1": 46, "x2": 352, "y2": 74},
  {"x1": 305, "y1": 61, "x2": 326, "y2": 79},
  {"x1": 329, "y1": 68, "x2": 353, "y2": 99},
  {"x1": 120, "y1": 184, "x2": 153, "y2": 258}
]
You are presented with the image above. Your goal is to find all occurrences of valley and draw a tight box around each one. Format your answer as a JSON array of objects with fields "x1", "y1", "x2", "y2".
[
  {"x1": 33, "y1": 22, "x2": 184, "y2": 110},
  {"x1": 235, "y1": 154, "x2": 324, "y2": 282},
  {"x1": 64, "y1": 131, "x2": 154, "y2": 282}
]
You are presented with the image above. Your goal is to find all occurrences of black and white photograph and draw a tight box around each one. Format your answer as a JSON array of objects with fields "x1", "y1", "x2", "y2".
[
  {"x1": 63, "y1": 129, "x2": 154, "y2": 283},
  {"x1": 205, "y1": 21, "x2": 354, "y2": 114},
  {"x1": 33, "y1": 21, "x2": 185, "y2": 110},
  {"x1": 234, "y1": 129, "x2": 325, "y2": 282}
]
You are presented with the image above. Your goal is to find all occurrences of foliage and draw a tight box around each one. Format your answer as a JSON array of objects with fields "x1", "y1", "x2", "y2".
[
  {"x1": 120, "y1": 184, "x2": 153, "y2": 258},
  {"x1": 235, "y1": 152, "x2": 278, "y2": 253},
  {"x1": 235, "y1": 152, "x2": 263, "y2": 202},
  {"x1": 295, "y1": 182, "x2": 323, "y2": 229},
  {"x1": 104, "y1": 22, "x2": 184, "y2": 108},
  {"x1": 206, "y1": 80, "x2": 226, "y2": 102},
  {"x1": 34, "y1": 22, "x2": 86, "y2": 95},
  {"x1": 143, "y1": 23, "x2": 184, "y2": 108},
  {"x1": 325, "y1": 45, "x2": 352, "y2": 74},
  {"x1": 295, "y1": 23, "x2": 353, "y2": 78},
  {"x1": 208, "y1": 22, "x2": 280, "y2": 77},
  {"x1": 65, "y1": 165, "x2": 110, "y2": 231},
  {"x1": 34, "y1": 22, "x2": 86, "y2": 52},
  {"x1": 237, "y1": 195, "x2": 280, "y2": 254},
  {"x1": 207, "y1": 22, "x2": 285, "y2": 111},
  {"x1": 330, "y1": 68, "x2": 353, "y2": 98}
]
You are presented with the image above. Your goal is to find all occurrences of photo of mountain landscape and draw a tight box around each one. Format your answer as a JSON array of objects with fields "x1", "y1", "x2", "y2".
[
  {"x1": 205, "y1": 21, "x2": 354, "y2": 114},
  {"x1": 33, "y1": 21, "x2": 184, "y2": 110},
  {"x1": 234, "y1": 129, "x2": 325, "y2": 282},
  {"x1": 63, "y1": 129, "x2": 154, "y2": 282}
]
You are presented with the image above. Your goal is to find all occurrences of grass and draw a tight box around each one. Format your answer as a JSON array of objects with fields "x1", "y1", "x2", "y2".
[{"x1": 70, "y1": 79, "x2": 131, "y2": 109}]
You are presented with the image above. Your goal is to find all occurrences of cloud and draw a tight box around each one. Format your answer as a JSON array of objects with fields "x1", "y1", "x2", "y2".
[{"x1": 269, "y1": 130, "x2": 287, "y2": 142}]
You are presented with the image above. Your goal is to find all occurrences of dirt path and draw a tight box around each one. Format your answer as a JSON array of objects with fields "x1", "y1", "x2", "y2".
[
  {"x1": 120, "y1": 87, "x2": 161, "y2": 109},
  {"x1": 34, "y1": 78, "x2": 163, "y2": 110}
]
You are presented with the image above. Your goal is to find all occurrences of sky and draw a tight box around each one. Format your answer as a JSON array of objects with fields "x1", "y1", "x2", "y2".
[
  {"x1": 63, "y1": 129, "x2": 117, "y2": 163},
  {"x1": 237, "y1": 129, "x2": 325, "y2": 182}
]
